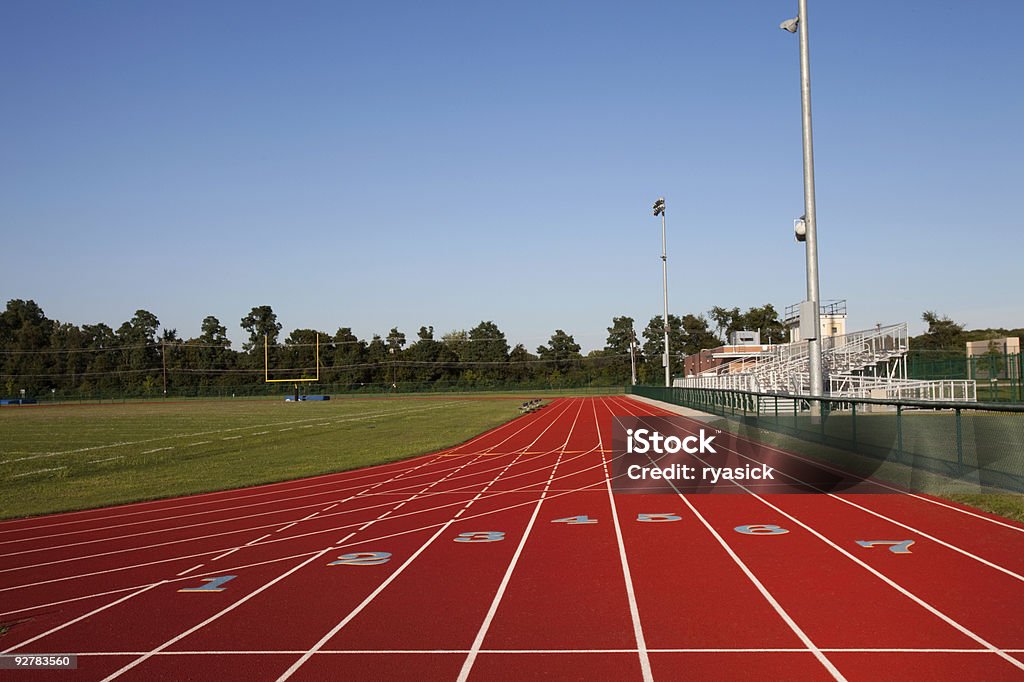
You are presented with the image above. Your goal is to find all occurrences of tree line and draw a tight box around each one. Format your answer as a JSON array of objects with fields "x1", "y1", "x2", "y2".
[{"x1": 0, "y1": 299, "x2": 797, "y2": 397}]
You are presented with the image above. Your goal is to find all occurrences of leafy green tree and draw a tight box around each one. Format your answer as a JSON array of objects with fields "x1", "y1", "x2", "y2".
[
  {"x1": 680, "y1": 314, "x2": 722, "y2": 354},
  {"x1": 641, "y1": 314, "x2": 686, "y2": 382},
  {"x1": 915, "y1": 311, "x2": 966, "y2": 351},
  {"x1": 0, "y1": 299, "x2": 54, "y2": 394},
  {"x1": 466, "y1": 321, "x2": 509, "y2": 383},
  {"x1": 406, "y1": 325, "x2": 459, "y2": 385},
  {"x1": 282, "y1": 328, "x2": 324, "y2": 380},
  {"x1": 442, "y1": 330, "x2": 470, "y2": 363},
  {"x1": 329, "y1": 327, "x2": 368, "y2": 386},
  {"x1": 738, "y1": 304, "x2": 786, "y2": 344},
  {"x1": 386, "y1": 327, "x2": 407, "y2": 352},
  {"x1": 365, "y1": 334, "x2": 389, "y2": 385},
  {"x1": 116, "y1": 309, "x2": 162, "y2": 390},
  {"x1": 709, "y1": 306, "x2": 741, "y2": 341},
  {"x1": 603, "y1": 316, "x2": 639, "y2": 384},
  {"x1": 507, "y1": 343, "x2": 539, "y2": 384},
  {"x1": 240, "y1": 305, "x2": 282, "y2": 353},
  {"x1": 537, "y1": 329, "x2": 582, "y2": 374}
]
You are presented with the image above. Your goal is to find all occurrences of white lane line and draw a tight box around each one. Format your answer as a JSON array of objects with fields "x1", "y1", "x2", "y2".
[
  {"x1": 626, "y1": 396, "x2": 1024, "y2": 584},
  {"x1": 458, "y1": 398, "x2": 584, "y2": 681},
  {"x1": 0, "y1": 585, "x2": 152, "y2": 618},
  {"x1": 621, "y1": 395, "x2": 1024, "y2": 678},
  {"x1": 721, "y1": 479, "x2": 1024, "y2": 674},
  {"x1": 175, "y1": 564, "x2": 204, "y2": 577},
  {"x1": 245, "y1": 534, "x2": 272, "y2": 546},
  {"x1": 597, "y1": 406, "x2": 654, "y2": 682},
  {"x1": 275, "y1": 403, "x2": 574, "y2": 682},
  {"x1": 902, "y1": 492, "x2": 1024, "y2": 534},
  {"x1": 0, "y1": 407, "x2": 588, "y2": 601},
  {"x1": 640, "y1": 395, "x2": 1024, "y2": 535},
  {"x1": 603, "y1": 395, "x2": 844, "y2": 681},
  {"x1": 713, "y1": 437, "x2": 1024, "y2": 584},
  {"x1": 97, "y1": 439, "x2": 496, "y2": 680},
  {"x1": 2, "y1": 582, "x2": 166, "y2": 655},
  {"x1": 52, "y1": 647, "x2": 1024, "y2": 656},
  {"x1": 99, "y1": 550, "x2": 334, "y2": 681},
  {"x1": 0, "y1": 443, "x2": 616, "y2": 595}
]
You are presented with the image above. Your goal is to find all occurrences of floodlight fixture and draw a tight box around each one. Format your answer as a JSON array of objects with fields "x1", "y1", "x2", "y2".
[
  {"x1": 780, "y1": 17, "x2": 799, "y2": 33},
  {"x1": 653, "y1": 198, "x2": 665, "y2": 217},
  {"x1": 794, "y1": 215, "x2": 807, "y2": 242}
]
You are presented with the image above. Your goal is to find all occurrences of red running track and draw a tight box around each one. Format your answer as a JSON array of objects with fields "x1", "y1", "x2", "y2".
[{"x1": 1, "y1": 396, "x2": 1023, "y2": 680}]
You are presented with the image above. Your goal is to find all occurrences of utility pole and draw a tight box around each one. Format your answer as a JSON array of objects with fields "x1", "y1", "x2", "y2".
[{"x1": 653, "y1": 197, "x2": 671, "y2": 387}]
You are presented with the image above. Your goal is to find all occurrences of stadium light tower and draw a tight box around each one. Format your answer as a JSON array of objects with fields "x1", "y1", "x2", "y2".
[
  {"x1": 781, "y1": 0, "x2": 824, "y2": 399},
  {"x1": 653, "y1": 197, "x2": 671, "y2": 388}
]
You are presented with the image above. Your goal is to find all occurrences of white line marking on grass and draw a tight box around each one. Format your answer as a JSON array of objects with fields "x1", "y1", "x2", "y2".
[
  {"x1": 11, "y1": 467, "x2": 66, "y2": 478},
  {"x1": 0, "y1": 401, "x2": 463, "y2": 466},
  {"x1": 87, "y1": 456, "x2": 125, "y2": 464},
  {"x1": 141, "y1": 447, "x2": 173, "y2": 455},
  {"x1": 221, "y1": 436, "x2": 242, "y2": 441},
  {"x1": 186, "y1": 441, "x2": 211, "y2": 447},
  {"x1": 0, "y1": 401, "x2": 541, "y2": 536}
]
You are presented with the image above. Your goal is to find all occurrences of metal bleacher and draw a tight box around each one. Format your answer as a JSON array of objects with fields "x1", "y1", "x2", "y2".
[{"x1": 676, "y1": 322, "x2": 976, "y2": 403}]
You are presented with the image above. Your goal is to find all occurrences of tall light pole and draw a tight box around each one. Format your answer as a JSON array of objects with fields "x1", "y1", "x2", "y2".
[
  {"x1": 781, "y1": 1, "x2": 824, "y2": 398},
  {"x1": 653, "y1": 197, "x2": 671, "y2": 388}
]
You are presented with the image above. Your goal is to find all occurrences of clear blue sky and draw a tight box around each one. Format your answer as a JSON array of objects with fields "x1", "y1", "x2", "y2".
[{"x1": 2, "y1": 1, "x2": 1022, "y2": 351}]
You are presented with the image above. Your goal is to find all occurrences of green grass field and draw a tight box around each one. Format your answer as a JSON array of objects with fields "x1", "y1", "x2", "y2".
[{"x1": 0, "y1": 396, "x2": 533, "y2": 519}]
